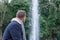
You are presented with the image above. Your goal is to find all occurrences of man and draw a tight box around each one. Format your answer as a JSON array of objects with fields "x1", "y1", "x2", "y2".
[{"x1": 2, "y1": 10, "x2": 26, "y2": 40}]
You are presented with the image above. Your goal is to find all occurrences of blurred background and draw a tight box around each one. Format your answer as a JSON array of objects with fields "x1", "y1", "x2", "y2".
[{"x1": 0, "y1": 0, "x2": 60, "y2": 40}]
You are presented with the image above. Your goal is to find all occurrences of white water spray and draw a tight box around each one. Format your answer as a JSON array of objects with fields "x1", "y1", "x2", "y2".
[
  {"x1": 8, "y1": 0, "x2": 11, "y2": 3},
  {"x1": 29, "y1": 0, "x2": 40, "y2": 40},
  {"x1": 49, "y1": 0, "x2": 50, "y2": 2}
]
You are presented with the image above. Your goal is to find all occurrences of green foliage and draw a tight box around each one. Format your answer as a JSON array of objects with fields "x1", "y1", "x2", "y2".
[
  {"x1": 40, "y1": 0, "x2": 60, "y2": 40},
  {"x1": 1, "y1": 0, "x2": 60, "y2": 40}
]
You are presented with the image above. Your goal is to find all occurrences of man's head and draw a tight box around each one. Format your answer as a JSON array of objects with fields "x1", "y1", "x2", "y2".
[{"x1": 16, "y1": 10, "x2": 26, "y2": 23}]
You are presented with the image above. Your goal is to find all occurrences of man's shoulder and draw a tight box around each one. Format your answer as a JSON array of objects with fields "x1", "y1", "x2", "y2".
[
  {"x1": 7, "y1": 21, "x2": 21, "y2": 29},
  {"x1": 9, "y1": 21, "x2": 21, "y2": 26}
]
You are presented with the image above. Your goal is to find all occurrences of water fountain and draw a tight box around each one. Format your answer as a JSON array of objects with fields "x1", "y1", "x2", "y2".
[{"x1": 29, "y1": 0, "x2": 40, "y2": 40}]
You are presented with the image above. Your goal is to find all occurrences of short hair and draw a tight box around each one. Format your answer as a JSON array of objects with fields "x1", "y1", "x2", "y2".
[{"x1": 16, "y1": 10, "x2": 26, "y2": 18}]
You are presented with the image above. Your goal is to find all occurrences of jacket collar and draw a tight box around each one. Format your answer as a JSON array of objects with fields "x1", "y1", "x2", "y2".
[{"x1": 11, "y1": 17, "x2": 23, "y2": 25}]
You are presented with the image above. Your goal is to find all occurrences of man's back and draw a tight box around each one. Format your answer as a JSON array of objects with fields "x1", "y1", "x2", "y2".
[{"x1": 2, "y1": 21, "x2": 23, "y2": 40}]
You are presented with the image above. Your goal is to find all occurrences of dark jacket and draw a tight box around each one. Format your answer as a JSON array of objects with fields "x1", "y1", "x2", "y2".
[{"x1": 2, "y1": 21, "x2": 24, "y2": 40}]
